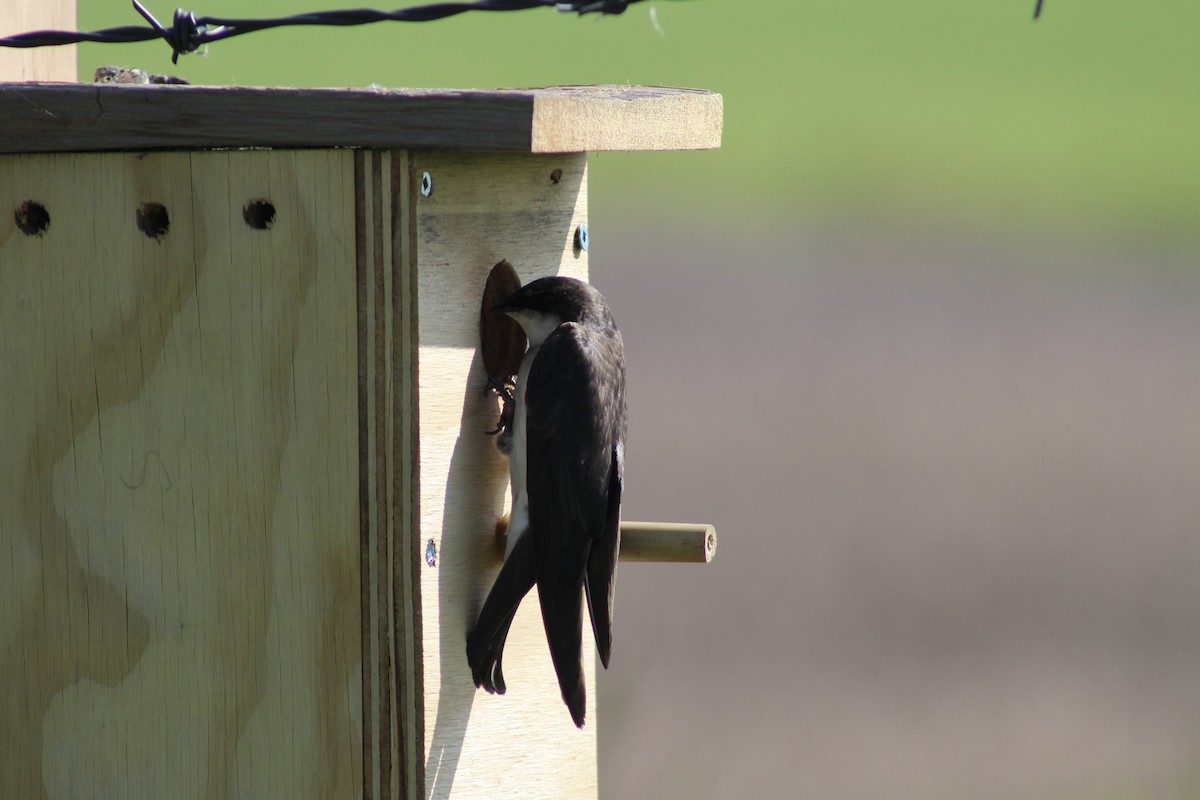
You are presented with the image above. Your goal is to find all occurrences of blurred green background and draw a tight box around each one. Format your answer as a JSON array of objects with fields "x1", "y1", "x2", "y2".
[{"x1": 79, "y1": 0, "x2": 1200, "y2": 241}]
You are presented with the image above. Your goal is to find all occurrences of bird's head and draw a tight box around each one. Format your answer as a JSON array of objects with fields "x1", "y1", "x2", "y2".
[{"x1": 493, "y1": 276, "x2": 609, "y2": 347}]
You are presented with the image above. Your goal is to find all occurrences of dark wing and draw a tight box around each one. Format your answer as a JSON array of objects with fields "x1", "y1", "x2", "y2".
[
  {"x1": 525, "y1": 320, "x2": 625, "y2": 727},
  {"x1": 585, "y1": 437, "x2": 622, "y2": 669}
]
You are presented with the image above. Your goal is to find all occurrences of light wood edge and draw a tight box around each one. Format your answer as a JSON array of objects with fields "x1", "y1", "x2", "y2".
[
  {"x1": 531, "y1": 87, "x2": 723, "y2": 153},
  {"x1": 357, "y1": 149, "x2": 426, "y2": 800},
  {"x1": 395, "y1": 150, "x2": 426, "y2": 800},
  {"x1": 618, "y1": 522, "x2": 718, "y2": 563}
]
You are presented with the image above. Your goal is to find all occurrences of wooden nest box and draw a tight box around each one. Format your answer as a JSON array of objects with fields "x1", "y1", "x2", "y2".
[{"x1": 0, "y1": 43, "x2": 721, "y2": 800}]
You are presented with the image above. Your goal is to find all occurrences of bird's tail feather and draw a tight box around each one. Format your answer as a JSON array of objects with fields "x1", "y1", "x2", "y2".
[
  {"x1": 539, "y1": 575, "x2": 588, "y2": 728},
  {"x1": 467, "y1": 534, "x2": 535, "y2": 695}
]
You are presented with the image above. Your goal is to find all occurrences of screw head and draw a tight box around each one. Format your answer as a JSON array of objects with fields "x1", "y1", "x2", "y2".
[
  {"x1": 420, "y1": 172, "x2": 433, "y2": 197},
  {"x1": 574, "y1": 223, "x2": 589, "y2": 252}
]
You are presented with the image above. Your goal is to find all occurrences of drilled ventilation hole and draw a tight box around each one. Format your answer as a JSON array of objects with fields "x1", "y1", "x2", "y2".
[
  {"x1": 15, "y1": 201, "x2": 50, "y2": 236},
  {"x1": 136, "y1": 202, "x2": 170, "y2": 240},
  {"x1": 243, "y1": 199, "x2": 276, "y2": 230}
]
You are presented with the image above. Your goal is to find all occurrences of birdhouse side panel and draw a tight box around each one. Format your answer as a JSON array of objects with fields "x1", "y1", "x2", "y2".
[{"x1": 0, "y1": 150, "x2": 363, "y2": 799}]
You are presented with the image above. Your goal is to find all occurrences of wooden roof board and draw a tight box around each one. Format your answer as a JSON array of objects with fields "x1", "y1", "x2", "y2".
[{"x1": 0, "y1": 83, "x2": 721, "y2": 154}]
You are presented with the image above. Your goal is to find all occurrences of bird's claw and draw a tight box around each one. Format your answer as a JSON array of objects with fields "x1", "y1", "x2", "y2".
[
  {"x1": 484, "y1": 374, "x2": 516, "y2": 439},
  {"x1": 484, "y1": 373, "x2": 514, "y2": 403}
]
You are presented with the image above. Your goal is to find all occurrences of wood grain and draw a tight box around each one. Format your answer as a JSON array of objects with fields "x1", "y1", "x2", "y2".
[
  {"x1": 0, "y1": 0, "x2": 75, "y2": 82},
  {"x1": 0, "y1": 84, "x2": 722, "y2": 155},
  {"x1": 532, "y1": 85, "x2": 723, "y2": 153},
  {"x1": 0, "y1": 150, "x2": 362, "y2": 798}
]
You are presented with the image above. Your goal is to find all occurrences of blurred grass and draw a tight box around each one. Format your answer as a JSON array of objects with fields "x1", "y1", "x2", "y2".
[{"x1": 76, "y1": 0, "x2": 1200, "y2": 240}]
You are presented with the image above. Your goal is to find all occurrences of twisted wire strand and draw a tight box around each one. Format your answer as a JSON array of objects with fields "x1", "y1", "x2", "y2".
[{"x1": 0, "y1": 0, "x2": 639, "y2": 63}]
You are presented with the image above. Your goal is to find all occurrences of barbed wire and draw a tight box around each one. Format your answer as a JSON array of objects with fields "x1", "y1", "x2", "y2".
[{"x1": 0, "y1": 0, "x2": 642, "y2": 64}]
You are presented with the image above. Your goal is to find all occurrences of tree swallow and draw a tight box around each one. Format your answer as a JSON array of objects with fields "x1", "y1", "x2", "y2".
[{"x1": 468, "y1": 276, "x2": 627, "y2": 728}]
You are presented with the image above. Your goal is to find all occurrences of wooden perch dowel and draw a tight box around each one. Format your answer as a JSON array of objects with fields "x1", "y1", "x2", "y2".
[
  {"x1": 618, "y1": 522, "x2": 718, "y2": 563},
  {"x1": 494, "y1": 518, "x2": 716, "y2": 564}
]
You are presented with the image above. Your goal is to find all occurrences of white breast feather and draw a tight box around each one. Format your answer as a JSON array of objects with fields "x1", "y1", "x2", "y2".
[{"x1": 505, "y1": 343, "x2": 538, "y2": 557}]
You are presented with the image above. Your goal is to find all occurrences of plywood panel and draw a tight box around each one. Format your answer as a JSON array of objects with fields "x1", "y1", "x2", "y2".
[
  {"x1": 356, "y1": 147, "x2": 417, "y2": 800},
  {"x1": 410, "y1": 151, "x2": 596, "y2": 799},
  {"x1": 0, "y1": 150, "x2": 362, "y2": 798}
]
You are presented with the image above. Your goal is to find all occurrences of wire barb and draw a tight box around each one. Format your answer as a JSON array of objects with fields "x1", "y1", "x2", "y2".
[
  {"x1": 132, "y1": 1, "x2": 207, "y2": 63},
  {"x1": 0, "y1": 0, "x2": 645, "y2": 61}
]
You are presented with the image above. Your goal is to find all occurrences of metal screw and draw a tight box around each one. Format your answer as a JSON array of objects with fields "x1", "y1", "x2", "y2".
[
  {"x1": 574, "y1": 223, "x2": 589, "y2": 252},
  {"x1": 420, "y1": 172, "x2": 433, "y2": 197}
]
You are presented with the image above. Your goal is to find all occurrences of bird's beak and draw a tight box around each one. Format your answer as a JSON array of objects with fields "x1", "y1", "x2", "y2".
[{"x1": 491, "y1": 302, "x2": 516, "y2": 315}]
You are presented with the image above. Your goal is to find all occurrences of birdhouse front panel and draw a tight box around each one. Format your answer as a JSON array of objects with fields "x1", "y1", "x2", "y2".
[{"x1": 409, "y1": 151, "x2": 596, "y2": 800}]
